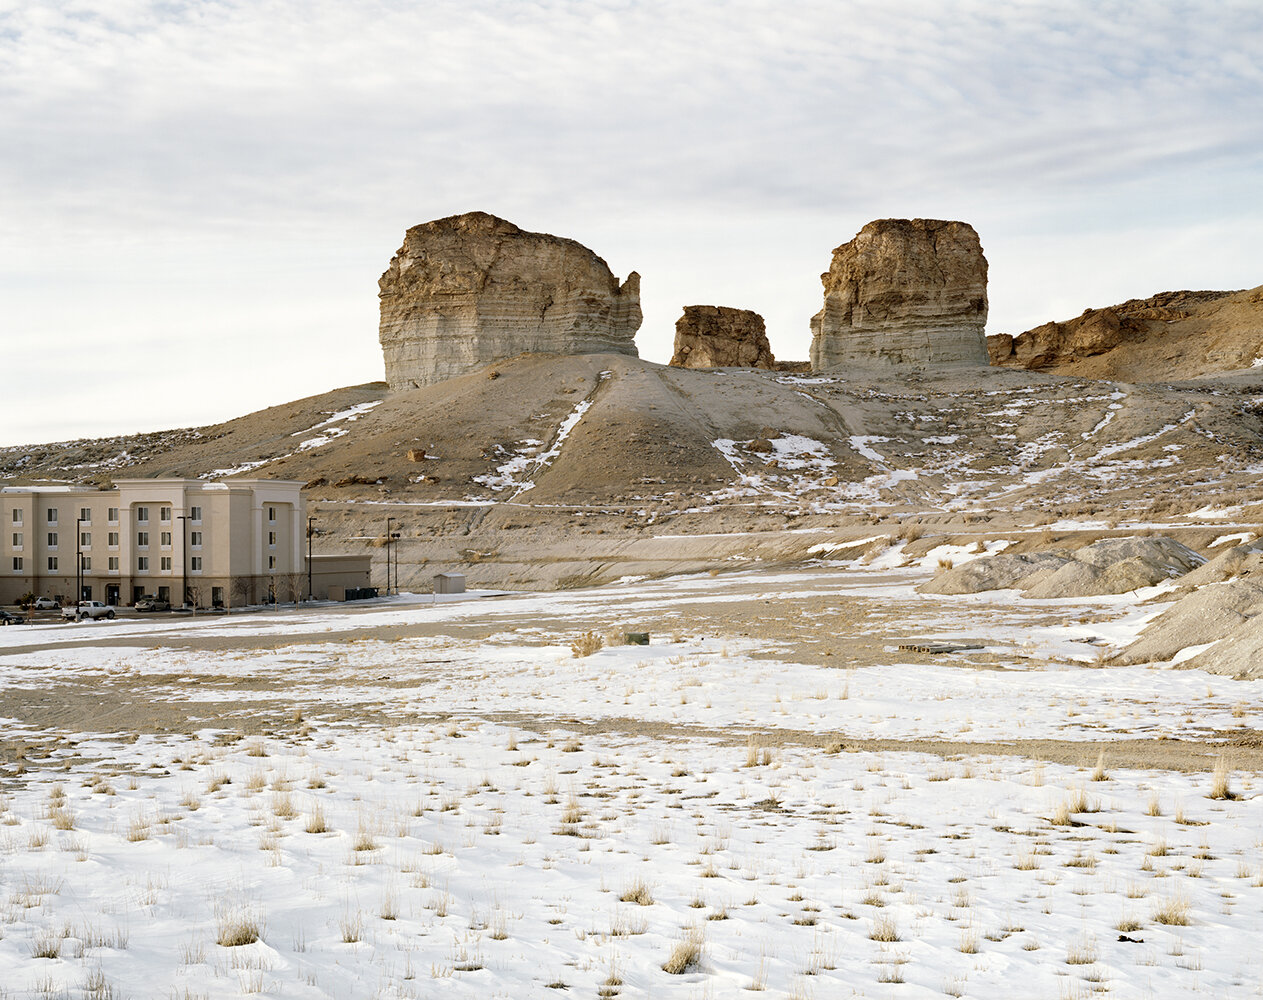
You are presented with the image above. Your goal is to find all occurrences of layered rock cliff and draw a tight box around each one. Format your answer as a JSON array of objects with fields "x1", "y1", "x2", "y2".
[
  {"x1": 809, "y1": 219, "x2": 989, "y2": 371},
  {"x1": 379, "y1": 212, "x2": 641, "y2": 390},
  {"x1": 988, "y1": 287, "x2": 1263, "y2": 380},
  {"x1": 669, "y1": 305, "x2": 774, "y2": 369}
]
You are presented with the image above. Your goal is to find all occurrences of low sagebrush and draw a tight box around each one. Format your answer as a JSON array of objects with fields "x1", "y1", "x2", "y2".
[{"x1": 570, "y1": 631, "x2": 604, "y2": 657}]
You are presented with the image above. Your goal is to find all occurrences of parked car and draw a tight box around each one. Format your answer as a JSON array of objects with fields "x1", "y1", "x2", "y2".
[
  {"x1": 61, "y1": 601, "x2": 116, "y2": 622},
  {"x1": 0, "y1": 609, "x2": 25, "y2": 626},
  {"x1": 135, "y1": 595, "x2": 171, "y2": 612},
  {"x1": 32, "y1": 597, "x2": 60, "y2": 610}
]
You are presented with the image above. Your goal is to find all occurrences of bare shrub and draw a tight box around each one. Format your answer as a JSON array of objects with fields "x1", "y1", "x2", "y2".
[{"x1": 570, "y1": 631, "x2": 604, "y2": 657}]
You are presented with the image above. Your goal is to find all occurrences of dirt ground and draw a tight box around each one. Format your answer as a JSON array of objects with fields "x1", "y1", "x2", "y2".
[{"x1": 3, "y1": 582, "x2": 1257, "y2": 784}]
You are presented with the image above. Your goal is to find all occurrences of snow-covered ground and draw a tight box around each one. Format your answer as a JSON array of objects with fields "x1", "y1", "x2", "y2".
[{"x1": 1, "y1": 566, "x2": 1260, "y2": 998}]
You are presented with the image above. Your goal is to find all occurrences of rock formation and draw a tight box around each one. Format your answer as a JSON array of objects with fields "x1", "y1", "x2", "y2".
[
  {"x1": 379, "y1": 212, "x2": 641, "y2": 390},
  {"x1": 988, "y1": 287, "x2": 1263, "y2": 380},
  {"x1": 669, "y1": 305, "x2": 774, "y2": 369},
  {"x1": 809, "y1": 219, "x2": 989, "y2": 371}
]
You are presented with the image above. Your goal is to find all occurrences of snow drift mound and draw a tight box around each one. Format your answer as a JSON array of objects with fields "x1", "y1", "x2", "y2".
[
  {"x1": 1114, "y1": 580, "x2": 1263, "y2": 665},
  {"x1": 920, "y1": 536, "x2": 1204, "y2": 598}
]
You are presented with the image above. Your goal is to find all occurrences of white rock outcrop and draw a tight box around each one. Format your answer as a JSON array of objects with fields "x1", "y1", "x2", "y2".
[
  {"x1": 810, "y1": 218, "x2": 989, "y2": 371},
  {"x1": 379, "y1": 213, "x2": 641, "y2": 390}
]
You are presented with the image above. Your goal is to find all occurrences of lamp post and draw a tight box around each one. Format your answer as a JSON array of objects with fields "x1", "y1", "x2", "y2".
[
  {"x1": 76, "y1": 516, "x2": 84, "y2": 604},
  {"x1": 385, "y1": 517, "x2": 394, "y2": 596},
  {"x1": 306, "y1": 516, "x2": 316, "y2": 601},
  {"x1": 391, "y1": 528, "x2": 401, "y2": 594},
  {"x1": 176, "y1": 515, "x2": 188, "y2": 609}
]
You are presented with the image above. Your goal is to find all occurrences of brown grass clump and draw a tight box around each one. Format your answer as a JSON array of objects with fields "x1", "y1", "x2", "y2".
[
  {"x1": 869, "y1": 915, "x2": 900, "y2": 942},
  {"x1": 216, "y1": 908, "x2": 263, "y2": 947},
  {"x1": 619, "y1": 878, "x2": 654, "y2": 906},
  {"x1": 661, "y1": 925, "x2": 705, "y2": 974},
  {"x1": 1152, "y1": 895, "x2": 1191, "y2": 926},
  {"x1": 570, "y1": 631, "x2": 604, "y2": 657},
  {"x1": 304, "y1": 802, "x2": 330, "y2": 834},
  {"x1": 1208, "y1": 755, "x2": 1236, "y2": 800}
]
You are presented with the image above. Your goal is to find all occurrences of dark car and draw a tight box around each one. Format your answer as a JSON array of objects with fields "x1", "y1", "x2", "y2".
[
  {"x1": 0, "y1": 609, "x2": 26, "y2": 626},
  {"x1": 135, "y1": 596, "x2": 171, "y2": 612}
]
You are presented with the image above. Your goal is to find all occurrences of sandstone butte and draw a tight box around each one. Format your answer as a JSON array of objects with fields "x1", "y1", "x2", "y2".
[
  {"x1": 669, "y1": 305, "x2": 775, "y2": 369},
  {"x1": 809, "y1": 218, "x2": 990, "y2": 371},
  {"x1": 378, "y1": 212, "x2": 641, "y2": 390},
  {"x1": 988, "y1": 286, "x2": 1263, "y2": 381}
]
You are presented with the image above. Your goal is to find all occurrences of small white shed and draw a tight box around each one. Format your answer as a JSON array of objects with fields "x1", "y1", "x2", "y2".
[{"x1": 433, "y1": 572, "x2": 466, "y2": 595}]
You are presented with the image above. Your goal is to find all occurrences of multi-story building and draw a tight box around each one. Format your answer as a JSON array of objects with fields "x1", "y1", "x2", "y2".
[{"x1": 0, "y1": 478, "x2": 307, "y2": 608}]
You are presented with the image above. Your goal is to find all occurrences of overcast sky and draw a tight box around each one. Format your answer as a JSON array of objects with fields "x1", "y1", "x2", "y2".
[{"x1": 2, "y1": 0, "x2": 1261, "y2": 447}]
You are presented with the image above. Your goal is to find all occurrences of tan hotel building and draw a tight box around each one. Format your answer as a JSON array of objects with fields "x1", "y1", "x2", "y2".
[{"x1": 1, "y1": 478, "x2": 312, "y2": 608}]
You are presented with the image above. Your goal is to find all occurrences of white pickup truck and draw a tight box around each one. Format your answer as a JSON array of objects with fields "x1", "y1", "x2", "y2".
[{"x1": 62, "y1": 600, "x2": 117, "y2": 622}]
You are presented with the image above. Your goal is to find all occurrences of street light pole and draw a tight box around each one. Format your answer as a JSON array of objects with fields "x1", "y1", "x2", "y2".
[
  {"x1": 307, "y1": 516, "x2": 316, "y2": 601},
  {"x1": 76, "y1": 516, "x2": 84, "y2": 604},
  {"x1": 391, "y1": 527, "x2": 401, "y2": 594},
  {"x1": 176, "y1": 515, "x2": 188, "y2": 609},
  {"x1": 385, "y1": 516, "x2": 394, "y2": 596}
]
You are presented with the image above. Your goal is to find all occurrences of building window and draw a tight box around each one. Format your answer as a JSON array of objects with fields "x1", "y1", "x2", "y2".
[
  {"x1": 79, "y1": 507, "x2": 91, "y2": 523},
  {"x1": 108, "y1": 532, "x2": 119, "y2": 547},
  {"x1": 268, "y1": 506, "x2": 277, "y2": 522},
  {"x1": 47, "y1": 532, "x2": 58, "y2": 549},
  {"x1": 12, "y1": 557, "x2": 22, "y2": 571},
  {"x1": 268, "y1": 531, "x2": 277, "y2": 547},
  {"x1": 47, "y1": 509, "x2": 58, "y2": 524},
  {"x1": 191, "y1": 556, "x2": 203, "y2": 572},
  {"x1": 108, "y1": 507, "x2": 119, "y2": 523},
  {"x1": 48, "y1": 556, "x2": 58, "y2": 571},
  {"x1": 11, "y1": 532, "x2": 21, "y2": 549},
  {"x1": 12, "y1": 509, "x2": 22, "y2": 524},
  {"x1": 160, "y1": 531, "x2": 172, "y2": 547},
  {"x1": 80, "y1": 532, "x2": 91, "y2": 548},
  {"x1": 158, "y1": 586, "x2": 170, "y2": 602},
  {"x1": 160, "y1": 506, "x2": 172, "y2": 522},
  {"x1": 108, "y1": 557, "x2": 119, "y2": 572},
  {"x1": 136, "y1": 507, "x2": 149, "y2": 524},
  {"x1": 190, "y1": 531, "x2": 203, "y2": 547},
  {"x1": 268, "y1": 556, "x2": 276, "y2": 569},
  {"x1": 137, "y1": 556, "x2": 149, "y2": 571},
  {"x1": 190, "y1": 506, "x2": 202, "y2": 522},
  {"x1": 137, "y1": 532, "x2": 149, "y2": 548},
  {"x1": 82, "y1": 557, "x2": 91, "y2": 571},
  {"x1": 160, "y1": 556, "x2": 172, "y2": 571}
]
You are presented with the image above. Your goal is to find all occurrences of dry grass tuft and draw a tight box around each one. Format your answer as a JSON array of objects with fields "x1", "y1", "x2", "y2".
[
  {"x1": 619, "y1": 877, "x2": 654, "y2": 906},
  {"x1": 661, "y1": 925, "x2": 705, "y2": 974},
  {"x1": 869, "y1": 915, "x2": 900, "y2": 942},
  {"x1": 1090, "y1": 750, "x2": 1108, "y2": 782},
  {"x1": 304, "y1": 802, "x2": 330, "y2": 834},
  {"x1": 216, "y1": 907, "x2": 263, "y2": 947},
  {"x1": 1152, "y1": 895, "x2": 1191, "y2": 926},
  {"x1": 1208, "y1": 755, "x2": 1236, "y2": 800}
]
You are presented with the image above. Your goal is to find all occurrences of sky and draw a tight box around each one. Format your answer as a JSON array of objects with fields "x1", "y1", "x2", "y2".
[{"x1": 2, "y1": 0, "x2": 1261, "y2": 447}]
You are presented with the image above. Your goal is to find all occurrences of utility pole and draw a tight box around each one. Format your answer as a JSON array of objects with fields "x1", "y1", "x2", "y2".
[
  {"x1": 176, "y1": 514, "x2": 188, "y2": 609},
  {"x1": 307, "y1": 516, "x2": 316, "y2": 601}
]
